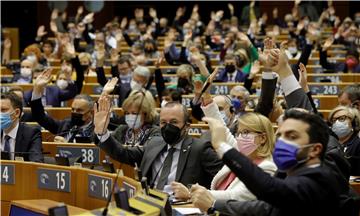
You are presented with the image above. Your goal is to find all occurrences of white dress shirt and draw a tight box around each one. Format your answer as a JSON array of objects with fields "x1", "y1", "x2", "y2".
[{"x1": 1, "y1": 122, "x2": 20, "y2": 160}]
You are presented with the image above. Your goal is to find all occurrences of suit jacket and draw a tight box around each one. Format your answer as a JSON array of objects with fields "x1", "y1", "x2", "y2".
[
  {"x1": 30, "y1": 98, "x2": 94, "y2": 143},
  {"x1": 24, "y1": 84, "x2": 77, "y2": 107},
  {"x1": 284, "y1": 88, "x2": 313, "y2": 112},
  {"x1": 98, "y1": 134, "x2": 223, "y2": 188},
  {"x1": 10, "y1": 123, "x2": 43, "y2": 162},
  {"x1": 216, "y1": 69, "x2": 247, "y2": 83},
  {"x1": 215, "y1": 148, "x2": 350, "y2": 216}
]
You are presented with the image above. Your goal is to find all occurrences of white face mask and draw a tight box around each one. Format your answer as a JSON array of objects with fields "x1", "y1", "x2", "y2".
[
  {"x1": 125, "y1": 114, "x2": 142, "y2": 129},
  {"x1": 27, "y1": 55, "x2": 37, "y2": 63},
  {"x1": 332, "y1": 120, "x2": 353, "y2": 138},
  {"x1": 130, "y1": 80, "x2": 143, "y2": 91},
  {"x1": 56, "y1": 79, "x2": 68, "y2": 90},
  {"x1": 288, "y1": 47, "x2": 298, "y2": 55},
  {"x1": 161, "y1": 100, "x2": 168, "y2": 108},
  {"x1": 20, "y1": 68, "x2": 32, "y2": 78}
]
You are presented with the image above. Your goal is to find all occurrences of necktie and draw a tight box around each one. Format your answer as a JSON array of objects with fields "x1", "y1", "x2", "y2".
[
  {"x1": 156, "y1": 147, "x2": 176, "y2": 190},
  {"x1": 3, "y1": 135, "x2": 11, "y2": 160}
]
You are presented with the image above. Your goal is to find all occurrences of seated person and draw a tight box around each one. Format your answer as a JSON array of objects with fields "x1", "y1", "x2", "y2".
[
  {"x1": 8, "y1": 86, "x2": 34, "y2": 122},
  {"x1": 112, "y1": 91, "x2": 159, "y2": 146},
  {"x1": 216, "y1": 53, "x2": 247, "y2": 82},
  {"x1": 1, "y1": 92, "x2": 43, "y2": 162},
  {"x1": 30, "y1": 69, "x2": 94, "y2": 143},
  {"x1": 337, "y1": 84, "x2": 360, "y2": 111},
  {"x1": 329, "y1": 106, "x2": 360, "y2": 176},
  {"x1": 94, "y1": 98, "x2": 223, "y2": 190}
]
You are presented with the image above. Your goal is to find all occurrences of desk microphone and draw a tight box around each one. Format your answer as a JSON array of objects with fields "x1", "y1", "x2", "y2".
[{"x1": 67, "y1": 125, "x2": 79, "y2": 143}]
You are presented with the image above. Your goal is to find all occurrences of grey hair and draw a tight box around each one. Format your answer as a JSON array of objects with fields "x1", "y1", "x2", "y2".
[
  {"x1": 74, "y1": 94, "x2": 94, "y2": 109},
  {"x1": 230, "y1": 86, "x2": 250, "y2": 101},
  {"x1": 133, "y1": 66, "x2": 151, "y2": 81}
]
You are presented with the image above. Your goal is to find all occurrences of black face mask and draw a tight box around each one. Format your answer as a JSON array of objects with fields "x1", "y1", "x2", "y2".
[
  {"x1": 145, "y1": 48, "x2": 155, "y2": 53},
  {"x1": 161, "y1": 123, "x2": 185, "y2": 145},
  {"x1": 71, "y1": 112, "x2": 85, "y2": 127},
  {"x1": 81, "y1": 65, "x2": 89, "y2": 72},
  {"x1": 177, "y1": 78, "x2": 190, "y2": 88},
  {"x1": 225, "y1": 64, "x2": 236, "y2": 73}
]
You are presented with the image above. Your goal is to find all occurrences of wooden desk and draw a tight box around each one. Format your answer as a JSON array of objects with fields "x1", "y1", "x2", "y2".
[{"x1": 10, "y1": 199, "x2": 87, "y2": 216}]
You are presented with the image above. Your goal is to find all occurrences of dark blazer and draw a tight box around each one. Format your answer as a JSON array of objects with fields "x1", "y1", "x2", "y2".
[
  {"x1": 284, "y1": 88, "x2": 313, "y2": 112},
  {"x1": 24, "y1": 84, "x2": 77, "y2": 107},
  {"x1": 98, "y1": 134, "x2": 223, "y2": 188},
  {"x1": 30, "y1": 98, "x2": 94, "y2": 143},
  {"x1": 24, "y1": 56, "x2": 84, "y2": 107},
  {"x1": 216, "y1": 69, "x2": 247, "y2": 83},
  {"x1": 12, "y1": 122, "x2": 43, "y2": 162},
  {"x1": 215, "y1": 148, "x2": 351, "y2": 216},
  {"x1": 344, "y1": 133, "x2": 360, "y2": 176}
]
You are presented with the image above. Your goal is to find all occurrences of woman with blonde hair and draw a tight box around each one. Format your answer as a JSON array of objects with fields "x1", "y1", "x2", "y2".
[
  {"x1": 112, "y1": 90, "x2": 159, "y2": 146},
  {"x1": 171, "y1": 93, "x2": 277, "y2": 207},
  {"x1": 328, "y1": 105, "x2": 360, "y2": 175}
]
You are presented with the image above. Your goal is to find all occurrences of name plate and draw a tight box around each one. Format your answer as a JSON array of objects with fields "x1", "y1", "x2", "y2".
[
  {"x1": 0, "y1": 164, "x2": 15, "y2": 185},
  {"x1": 37, "y1": 168, "x2": 71, "y2": 192},
  {"x1": 210, "y1": 85, "x2": 229, "y2": 95},
  {"x1": 312, "y1": 75, "x2": 340, "y2": 83},
  {"x1": 123, "y1": 181, "x2": 136, "y2": 198},
  {"x1": 57, "y1": 146, "x2": 100, "y2": 164},
  {"x1": 182, "y1": 98, "x2": 192, "y2": 108},
  {"x1": 188, "y1": 127, "x2": 202, "y2": 134},
  {"x1": 88, "y1": 174, "x2": 112, "y2": 200},
  {"x1": 310, "y1": 85, "x2": 339, "y2": 95}
]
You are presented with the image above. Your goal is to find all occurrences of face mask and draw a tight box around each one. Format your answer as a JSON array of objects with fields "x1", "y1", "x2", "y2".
[
  {"x1": 272, "y1": 138, "x2": 312, "y2": 171},
  {"x1": 129, "y1": 25, "x2": 137, "y2": 30},
  {"x1": 27, "y1": 55, "x2": 37, "y2": 63},
  {"x1": 177, "y1": 78, "x2": 190, "y2": 88},
  {"x1": 0, "y1": 112, "x2": 14, "y2": 130},
  {"x1": 288, "y1": 47, "x2": 298, "y2": 55},
  {"x1": 130, "y1": 80, "x2": 143, "y2": 91},
  {"x1": 236, "y1": 133, "x2": 258, "y2": 156},
  {"x1": 219, "y1": 111, "x2": 229, "y2": 125},
  {"x1": 161, "y1": 100, "x2": 168, "y2": 108},
  {"x1": 225, "y1": 64, "x2": 236, "y2": 73},
  {"x1": 125, "y1": 114, "x2": 142, "y2": 129},
  {"x1": 81, "y1": 65, "x2": 89, "y2": 72},
  {"x1": 71, "y1": 112, "x2": 85, "y2": 127},
  {"x1": 346, "y1": 58, "x2": 358, "y2": 68},
  {"x1": 332, "y1": 120, "x2": 352, "y2": 138},
  {"x1": 56, "y1": 80, "x2": 68, "y2": 90},
  {"x1": 20, "y1": 68, "x2": 32, "y2": 78},
  {"x1": 161, "y1": 123, "x2": 184, "y2": 145},
  {"x1": 231, "y1": 98, "x2": 242, "y2": 111}
]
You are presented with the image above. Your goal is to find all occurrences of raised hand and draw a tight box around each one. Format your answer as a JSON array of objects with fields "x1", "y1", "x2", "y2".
[
  {"x1": 83, "y1": 13, "x2": 94, "y2": 24},
  {"x1": 77, "y1": 6, "x2": 84, "y2": 15},
  {"x1": 34, "y1": 68, "x2": 53, "y2": 92},
  {"x1": 94, "y1": 95, "x2": 111, "y2": 135},
  {"x1": 237, "y1": 32, "x2": 251, "y2": 47},
  {"x1": 298, "y1": 62, "x2": 309, "y2": 92},
  {"x1": 249, "y1": 60, "x2": 261, "y2": 79},
  {"x1": 155, "y1": 55, "x2": 165, "y2": 68},
  {"x1": 51, "y1": 9, "x2": 59, "y2": 20},
  {"x1": 37, "y1": 25, "x2": 48, "y2": 38},
  {"x1": 202, "y1": 117, "x2": 227, "y2": 151},
  {"x1": 110, "y1": 49, "x2": 120, "y2": 66},
  {"x1": 176, "y1": 7, "x2": 186, "y2": 19},
  {"x1": 322, "y1": 36, "x2": 334, "y2": 51},
  {"x1": 50, "y1": 21, "x2": 58, "y2": 33},
  {"x1": 273, "y1": 7, "x2": 278, "y2": 18},
  {"x1": 3, "y1": 38, "x2": 11, "y2": 49},
  {"x1": 149, "y1": 8, "x2": 157, "y2": 19},
  {"x1": 102, "y1": 77, "x2": 119, "y2": 95},
  {"x1": 120, "y1": 17, "x2": 128, "y2": 30},
  {"x1": 228, "y1": 3, "x2": 234, "y2": 16},
  {"x1": 134, "y1": 8, "x2": 144, "y2": 20},
  {"x1": 64, "y1": 43, "x2": 76, "y2": 58},
  {"x1": 193, "y1": 4, "x2": 199, "y2": 13}
]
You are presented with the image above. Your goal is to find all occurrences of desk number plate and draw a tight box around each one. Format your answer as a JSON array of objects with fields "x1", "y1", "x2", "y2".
[
  {"x1": 88, "y1": 174, "x2": 113, "y2": 200},
  {"x1": 37, "y1": 168, "x2": 71, "y2": 192},
  {"x1": 0, "y1": 164, "x2": 15, "y2": 185}
]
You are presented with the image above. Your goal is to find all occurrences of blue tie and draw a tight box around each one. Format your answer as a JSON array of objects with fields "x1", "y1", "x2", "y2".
[{"x1": 3, "y1": 135, "x2": 11, "y2": 160}]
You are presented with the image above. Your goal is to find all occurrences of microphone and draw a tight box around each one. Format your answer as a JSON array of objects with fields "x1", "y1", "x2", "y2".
[
  {"x1": 43, "y1": 126, "x2": 82, "y2": 142},
  {"x1": 67, "y1": 125, "x2": 79, "y2": 143},
  {"x1": 102, "y1": 163, "x2": 123, "y2": 216}
]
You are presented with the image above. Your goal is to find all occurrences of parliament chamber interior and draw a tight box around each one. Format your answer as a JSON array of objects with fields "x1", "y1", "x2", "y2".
[{"x1": 1, "y1": 1, "x2": 360, "y2": 215}]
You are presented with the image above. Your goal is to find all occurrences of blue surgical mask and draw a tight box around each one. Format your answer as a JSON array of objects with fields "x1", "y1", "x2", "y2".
[
  {"x1": 0, "y1": 112, "x2": 14, "y2": 130},
  {"x1": 332, "y1": 120, "x2": 352, "y2": 138},
  {"x1": 272, "y1": 138, "x2": 312, "y2": 171},
  {"x1": 125, "y1": 114, "x2": 142, "y2": 129}
]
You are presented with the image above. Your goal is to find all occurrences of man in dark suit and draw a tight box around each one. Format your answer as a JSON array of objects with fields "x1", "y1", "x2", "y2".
[
  {"x1": 94, "y1": 97, "x2": 223, "y2": 190},
  {"x1": 30, "y1": 69, "x2": 94, "y2": 143},
  {"x1": 216, "y1": 54, "x2": 247, "y2": 83},
  {"x1": 197, "y1": 110, "x2": 355, "y2": 216},
  {"x1": 24, "y1": 50, "x2": 84, "y2": 107},
  {"x1": 1, "y1": 92, "x2": 43, "y2": 162}
]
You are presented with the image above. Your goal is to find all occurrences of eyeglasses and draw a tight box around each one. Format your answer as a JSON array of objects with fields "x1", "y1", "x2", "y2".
[
  {"x1": 331, "y1": 115, "x2": 351, "y2": 124},
  {"x1": 237, "y1": 129, "x2": 262, "y2": 138}
]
